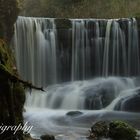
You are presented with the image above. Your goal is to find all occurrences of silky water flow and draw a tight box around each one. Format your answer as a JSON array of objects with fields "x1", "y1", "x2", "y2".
[{"x1": 13, "y1": 17, "x2": 140, "y2": 139}]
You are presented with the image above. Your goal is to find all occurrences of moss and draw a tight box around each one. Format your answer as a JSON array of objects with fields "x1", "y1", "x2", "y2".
[
  {"x1": 0, "y1": 39, "x2": 25, "y2": 140},
  {"x1": 109, "y1": 121, "x2": 137, "y2": 140},
  {"x1": 0, "y1": 40, "x2": 15, "y2": 73},
  {"x1": 0, "y1": 0, "x2": 25, "y2": 139},
  {"x1": 88, "y1": 121, "x2": 138, "y2": 140}
]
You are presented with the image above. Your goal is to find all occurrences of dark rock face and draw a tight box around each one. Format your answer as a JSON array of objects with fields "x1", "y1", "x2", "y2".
[
  {"x1": 0, "y1": 0, "x2": 25, "y2": 139},
  {"x1": 84, "y1": 84, "x2": 115, "y2": 110},
  {"x1": 0, "y1": 40, "x2": 25, "y2": 140},
  {"x1": 114, "y1": 89, "x2": 140, "y2": 112}
]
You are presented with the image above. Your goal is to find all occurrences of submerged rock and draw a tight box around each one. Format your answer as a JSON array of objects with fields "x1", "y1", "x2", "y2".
[
  {"x1": 84, "y1": 83, "x2": 115, "y2": 110},
  {"x1": 66, "y1": 111, "x2": 83, "y2": 116},
  {"x1": 40, "y1": 134, "x2": 55, "y2": 140},
  {"x1": 114, "y1": 88, "x2": 140, "y2": 112}
]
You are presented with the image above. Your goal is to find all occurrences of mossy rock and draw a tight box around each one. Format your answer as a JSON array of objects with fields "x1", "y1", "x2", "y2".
[
  {"x1": 109, "y1": 121, "x2": 137, "y2": 140},
  {"x1": 0, "y1": 40, "x2": 15, "y2": 73},
  {"x1": 88, "y1": 121, "x2": 138, "y2": 140},
  {"x1": 88, "y1": 121, "x2": 108, "y2": 139}
]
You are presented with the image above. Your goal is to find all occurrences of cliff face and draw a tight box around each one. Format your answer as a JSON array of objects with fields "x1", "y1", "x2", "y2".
[
  {"x1": 0, "y1": 0, "x2": 25, "y2": 139},
  {"x1": 0, "y1": 0, "x2": 20, "y2": 42}
]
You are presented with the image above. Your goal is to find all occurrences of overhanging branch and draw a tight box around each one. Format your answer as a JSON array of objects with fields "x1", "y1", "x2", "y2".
[{"x1": 0, "y1": 64, "x2": 45, "y2": 92}]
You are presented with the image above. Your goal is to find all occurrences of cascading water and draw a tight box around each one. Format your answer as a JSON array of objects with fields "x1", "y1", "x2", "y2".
[
  {"x1": 13, "y1": 17, "x2": 140, "y2": 139},
  {"x1": 14, "y1": 17, "x2": 57, "y2": 87}
]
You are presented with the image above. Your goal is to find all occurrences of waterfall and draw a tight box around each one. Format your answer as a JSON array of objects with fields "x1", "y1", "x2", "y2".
[
  {"x1": 13, "y1": 17, "x2": 140, "y2": 87},
  {"x1": 13, "y1": 17, "x2": 140, "y2": 138},
  {"x1": 14, "y1": 17, "x2": 57, "y2": 87}
]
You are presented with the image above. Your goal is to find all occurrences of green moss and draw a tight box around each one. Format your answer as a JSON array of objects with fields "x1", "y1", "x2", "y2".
[
  {"x1": 109, "y1": 121, "x2": 137, "y2": 140},
  {"x1": 0, "y1": 39, "x2": 25, "y2": 140},
  {"x1": 88, "y1": 121, "x2": 138, "y2": 140},
  {"x1": 0, "y1": 40, "x2": 14, "y2": 73}
]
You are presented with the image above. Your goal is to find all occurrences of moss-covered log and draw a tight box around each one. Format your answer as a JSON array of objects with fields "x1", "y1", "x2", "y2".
[{"x1": 88, "y1": 121, "x2": 138, "y2": 140}]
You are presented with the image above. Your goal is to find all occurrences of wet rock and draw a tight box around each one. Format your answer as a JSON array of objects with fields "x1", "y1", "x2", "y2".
[
  {"x1": 84, "y1": 85, "x2": 115, "y2": 110},
  {"x1": 114, "y1": 89, "x2": 140, "y2": 112},
  {"x1": 41, "y1": 134, "x2": 55, "y2": 140},
  {"x1": 88, "y1": 121, "x2": 108, "y2": 139},
  {"x1": 66, "y1": 111, "x2": 83, "y2": 116},
  {"x1": 109, "y1": 121, "x2": 137, "y2": 140},
  {"x1": 88, "y1": 121, "x2": 137, "y2": 140}
]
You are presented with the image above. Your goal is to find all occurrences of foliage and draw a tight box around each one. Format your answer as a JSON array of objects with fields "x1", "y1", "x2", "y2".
[{"x1": 20, "y1": 0, "x2": 140, "y2": 18}]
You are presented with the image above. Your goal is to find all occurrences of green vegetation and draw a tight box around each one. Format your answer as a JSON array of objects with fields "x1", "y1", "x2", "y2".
[
  {"x1": 0, "y1": 0, "x2": 26, "y2": 139},
  {"x1": 88, "y1": 121, "x2": 138, "y2": 140},
  {"x1": 0, "y1": 40, "x2": 25, "y2": 140},
  {"x1": 21, "y1": 0, "x2": 140, "y2": 18},
  {"x1": 109, "y1": 121, "x2": 137, "y2": 140}
]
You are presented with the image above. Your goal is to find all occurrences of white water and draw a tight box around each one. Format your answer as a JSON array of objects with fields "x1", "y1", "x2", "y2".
[
  {"x1": 13, "y1": 17, "x2": 140, "y2": 139},
  {"x1": 25, "y1": 77, "x2": 135, "y2": 109},
  {"x1": 13, "y1": 17, "x2": 140, "y2": 86},
  {"x1": 14, "y1": 17, "x2": 57, "y2": 87},
  {"x1": 24, "y1": 77, "x2": 140, "y2": 139}
]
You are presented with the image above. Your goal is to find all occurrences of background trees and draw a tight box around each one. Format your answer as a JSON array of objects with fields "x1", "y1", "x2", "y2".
[{"x1": 20, "y1": 0, "x2": 140, "y2": 18}]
